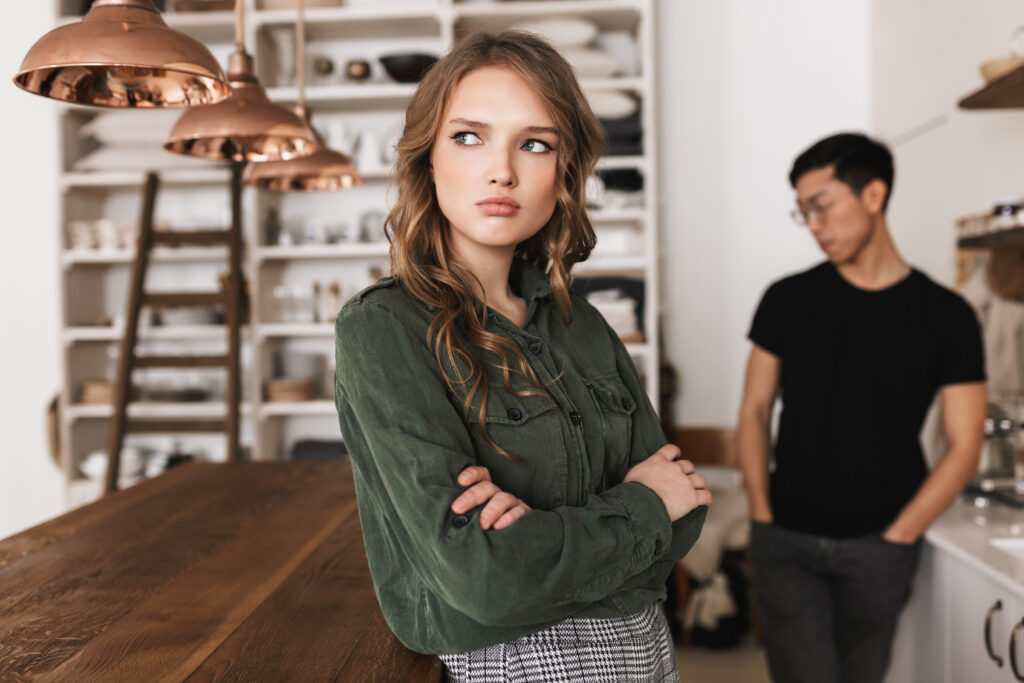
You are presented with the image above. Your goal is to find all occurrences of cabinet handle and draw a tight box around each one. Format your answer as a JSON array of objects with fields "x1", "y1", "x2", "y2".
[
  {"x1": 1012, "y1": 617, "x2": 1024, "y2": 682},
  {"x1": 986, "y1": 599, "x2": 1004, "y2": 667}
]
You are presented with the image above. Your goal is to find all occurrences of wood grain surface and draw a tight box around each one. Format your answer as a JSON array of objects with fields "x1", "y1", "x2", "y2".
[{"x1": 0, "y1": 461, "x2": 442, "y2": 682}]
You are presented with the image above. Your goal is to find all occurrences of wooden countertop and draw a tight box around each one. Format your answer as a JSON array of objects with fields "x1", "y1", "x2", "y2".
[{"x1": 0, "y1": 461, "x2": 442, "y2": 681}]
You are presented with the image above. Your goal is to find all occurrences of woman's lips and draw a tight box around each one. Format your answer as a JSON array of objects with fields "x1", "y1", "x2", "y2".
[{"x1": 477, "y1": 196, "x2": 521, "y2": 217}]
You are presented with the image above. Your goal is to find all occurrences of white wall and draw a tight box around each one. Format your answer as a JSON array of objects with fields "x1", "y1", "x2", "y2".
[
  {"x1": 0, "y1": 4, "x2": 64, "y2": 538},
  {"x1": 657, "y1": 0, "x2": 870, "y2": 427},
  {"x1": 872, "y1": 0, "x2": 1024, "y2": 286}
]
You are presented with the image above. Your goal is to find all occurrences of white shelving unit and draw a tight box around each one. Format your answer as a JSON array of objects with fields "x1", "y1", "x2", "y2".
[{"x1": 53, "y1": 0, "x2": 659, "y2": 506}]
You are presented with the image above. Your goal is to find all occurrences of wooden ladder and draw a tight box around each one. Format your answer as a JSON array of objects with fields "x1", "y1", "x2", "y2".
[{"x1": 104, "y1": 167, "x2": 245, "y2": 494}]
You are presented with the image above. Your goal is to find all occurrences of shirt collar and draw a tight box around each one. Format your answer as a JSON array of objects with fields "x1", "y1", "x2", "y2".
[{"x1": 510, "y1": 257, "x2": 552, "y2": 303}]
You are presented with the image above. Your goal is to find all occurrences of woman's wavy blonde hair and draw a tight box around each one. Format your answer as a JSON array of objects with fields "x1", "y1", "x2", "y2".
[{"x1": 387, "y1": 31, "x2": 606, "y2": 457}]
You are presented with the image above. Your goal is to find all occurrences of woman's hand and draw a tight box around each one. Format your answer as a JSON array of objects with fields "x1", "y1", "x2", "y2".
[
  {"x1": 451, "y1": 466, "x2": 531, "y2": 530},
  {"x1": 623, "y1": 444, "x2": 713, "y2": 521}
]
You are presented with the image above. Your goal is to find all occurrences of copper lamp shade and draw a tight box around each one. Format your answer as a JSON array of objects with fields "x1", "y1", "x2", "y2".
[
  {"x1": 164, "y1": 50, "x2": 318, "y2": 162},
  {"x1": 13, "y1": 0, "x2": 230, "y2": 108},
  {"x1": 243, "y1": 106, "x2": 363, "y2": 191}
]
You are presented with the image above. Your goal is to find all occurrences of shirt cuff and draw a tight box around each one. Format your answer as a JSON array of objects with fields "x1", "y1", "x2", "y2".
[{"x1": 605, "y1": 481, "x2": 674, "y2": 564}]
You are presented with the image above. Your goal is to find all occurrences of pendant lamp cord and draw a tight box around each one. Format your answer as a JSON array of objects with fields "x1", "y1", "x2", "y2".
[
  {"x1": 234, "y1": 0, "x2": 245, "y2": 52},
  {"x1": 297, "y1": 0, "x2": 305, "y2": 108}
]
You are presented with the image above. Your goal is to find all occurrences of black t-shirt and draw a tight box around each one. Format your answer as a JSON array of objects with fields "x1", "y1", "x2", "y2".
[{"x1": 748, "y1": 262, "x2": 985, "y2": 537}]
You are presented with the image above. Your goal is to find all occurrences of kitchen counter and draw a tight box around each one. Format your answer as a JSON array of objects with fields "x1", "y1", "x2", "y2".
[
  {"x1": 0, "y1": 460, "x2": 442, "y2": 681},
  {"x1": 926, "y1": 496, "x2": 1024, "y2": 599}
]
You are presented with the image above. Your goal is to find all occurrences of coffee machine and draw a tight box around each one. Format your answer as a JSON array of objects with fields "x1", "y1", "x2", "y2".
[{"x1": 967, "y1": 397, "x2": 1024, "y2": 508}]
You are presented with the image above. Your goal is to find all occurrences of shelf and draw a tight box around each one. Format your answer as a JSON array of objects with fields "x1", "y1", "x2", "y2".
[
  {"x1": 596, "y1": 155, "x2": 646, "y2": 172},
  {"x1": 255, "y1": 242, "x2": 389, "y2": 261},
  {"x1": 257, "y1": 323, "x2": 335, "y2": 338},
  {"x1": 61, "y1": 168, "x2": 231, "y2": 189},
  {"x1": 67, "y1": 401, "x2": 250, "y2": 421},
  {"x1": 589, "y1": 207, "x2": 648, "y2": 223},
  {"x1": 256, "y1": 5, "x2": 441, "y2": 39},
  {"x1": 63, "y1": 325, "x2": 235, "y2": 344},
  {"x1": 266, "y1": 83, "x2": 417, "y2": 108},
  {"x1": 454, "y1": 0, "x2": 642, "y2": 33},
  {"x1": 574, "y1": 255, "x2": 648, "y2": 273},
  {"x1": 347, "y1": 164, "x2": 393, "y2": 181},
  {"x1": 259, "y1": 400, "x2": 336, "y2": 418},
  {"x1": 959, "y1": 64, "x2": 1024, "y2": 109},
  {"x1": 581, "y1": 77, "x2": 646, "y2": 94},
  {"x1": 161, "y1": 10, "x2": 236, "y2": 27},
  {"x1": 266, "y1": 80, "x2": 642, "y2": 109},
  {"x1": 62, "y1": 247, "x2": 229, "y2": 267},
  {"x1": 161, "y1": 11, "x2": 237, "y2": 43},
  {"x1": 958, "y1": 226, "x2": 1024, "y2": 249}
]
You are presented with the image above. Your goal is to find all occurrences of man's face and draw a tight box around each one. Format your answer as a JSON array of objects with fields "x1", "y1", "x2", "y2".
[{"x1": 793, "y1": 166, "x2": 882, "y2": 264}]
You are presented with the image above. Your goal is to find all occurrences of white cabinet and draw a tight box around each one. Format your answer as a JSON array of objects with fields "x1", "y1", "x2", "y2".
[
  {"x1": 52, "y1": 0, "x2": 661, "y2": 506},
  {"x1": 893, "y1": 542, "x2": 1024, "y2": 683},
  {"x1": 947, "y1": 551, "x2": 1024, "y2": 683}
]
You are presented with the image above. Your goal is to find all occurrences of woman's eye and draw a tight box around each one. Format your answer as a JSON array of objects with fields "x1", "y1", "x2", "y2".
[
  {"x1": 522, "y1": 139, "x2": 554, "y2": 153},
  {"x1": 451, "y1": 131, "x2": 482, "y2": 146}
]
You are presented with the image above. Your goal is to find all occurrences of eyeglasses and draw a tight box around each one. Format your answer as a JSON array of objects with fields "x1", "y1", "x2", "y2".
[{"x1": 790, "y1": 199, "x2": 840, "y2": 227}]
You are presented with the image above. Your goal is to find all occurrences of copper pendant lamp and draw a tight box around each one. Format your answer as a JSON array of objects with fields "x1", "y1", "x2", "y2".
[
  {"x1": 13, "y1": 0, "x2": 230, "y2": 108},
  {"x1": 243, "y1": 105, "x2": 363, "y2": 190},
  {"x1": 164, "y1": 0, "x2": 318, "y2": 162},
  {"x1": 243, "y1": 0, "x2": 362, "y2": 190}
]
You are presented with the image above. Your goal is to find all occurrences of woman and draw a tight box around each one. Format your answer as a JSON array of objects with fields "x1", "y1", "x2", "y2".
[{"x1": 334, "y1": 31, "x2": 709, "y2": 682}]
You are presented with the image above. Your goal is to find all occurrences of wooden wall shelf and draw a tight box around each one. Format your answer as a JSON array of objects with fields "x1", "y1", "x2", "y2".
[
  {"x1": 959, "y1": 63, "x2": 1024, "y2": 109},
  {"x1": 957, "y1": 226, "x2": 1024, "y2": 249}
]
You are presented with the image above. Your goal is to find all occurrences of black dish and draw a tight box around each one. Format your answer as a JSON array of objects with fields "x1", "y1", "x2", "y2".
[{"x1": 379, "y1": 54, "x2": 438, "y2": 83}]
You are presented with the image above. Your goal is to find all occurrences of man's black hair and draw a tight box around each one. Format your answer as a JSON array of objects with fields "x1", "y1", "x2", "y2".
[{"x1": 789, "y1": 132, "x2": 895, "y2": 211}]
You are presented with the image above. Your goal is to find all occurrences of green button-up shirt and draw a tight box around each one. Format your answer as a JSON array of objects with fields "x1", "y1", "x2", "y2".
[{"x1": 334, "y1": 258, "x2": 706, "y2": 655}]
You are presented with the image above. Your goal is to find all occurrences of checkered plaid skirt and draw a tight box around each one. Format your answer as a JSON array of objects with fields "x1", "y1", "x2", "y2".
[{"x1": 438, "y1": 603, "x2": 678, "y2": 682}]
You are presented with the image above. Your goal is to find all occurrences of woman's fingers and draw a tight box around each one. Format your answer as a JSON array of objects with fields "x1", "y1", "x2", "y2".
[
  {"x1": 479, "y1": 491, "x2": 523, "y2": 530},
  {"x1": 457, "y1": 465, "x2": 491, "y2": 487},
  {"x1": 450, "y1": 480, "x2": 499, "y2": 514},
  {"x1": 694, "y1": 487, "x2": 714, "y2": 508},
  {"x1": 655, "y1": 444, "x2": 682, "y2": 461},
  {"x1": 451, "y1": 467, "x2": 530, "y2": 530},
  {"x1": 687, "y1": 473, "x2": 708, "y2": 490},
  {"x1": 492, "y1": 503, "x2": 530, "y2": 530}
]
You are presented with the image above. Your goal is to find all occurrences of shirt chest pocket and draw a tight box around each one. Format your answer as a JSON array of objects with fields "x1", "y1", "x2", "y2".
[
  {"x1": 586, "y1": 375, "x2": 636, "y2": 473},
  {"x1": 463, "y1": 390, "x2": 567, "y2": 510}
]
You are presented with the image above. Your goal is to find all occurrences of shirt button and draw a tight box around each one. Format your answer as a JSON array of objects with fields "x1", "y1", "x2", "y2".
[
  {"x1": 452, "y1": 515, "x2": 470, "y2": 528},
  {"x1": 507, "y1": 407, "x2": 522, "y2": 421},
  {"x1": 654, "y1": 539, "x2": 663, "y2": 555},
  {"x1": 528, "y1": 341, "x2": 543, "y2": 354},
  {"x1": 621, "y1": 398, "x2": 630, "y2": 410},
  {"x1": 569, "y1": 410, "x2": 582, "y2": 426}
]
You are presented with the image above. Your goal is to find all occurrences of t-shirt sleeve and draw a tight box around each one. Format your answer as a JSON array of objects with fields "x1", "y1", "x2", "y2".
[
  {"x1": 748, "y1": 281, "x2": 785, "y2": 357},
  {"x1": 936, "y1": 293, "x2": 986, "y2": 386}
]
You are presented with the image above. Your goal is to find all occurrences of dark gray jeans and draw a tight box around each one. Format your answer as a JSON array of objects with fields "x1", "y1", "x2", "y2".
[{"x1": 749, "y1": 520, "x2": 922, "y2": 683}]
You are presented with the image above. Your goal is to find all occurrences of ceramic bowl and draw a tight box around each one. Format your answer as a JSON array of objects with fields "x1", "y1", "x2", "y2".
[{"x1": 379, "y1": 54, "x2": 438, "y2": 83}]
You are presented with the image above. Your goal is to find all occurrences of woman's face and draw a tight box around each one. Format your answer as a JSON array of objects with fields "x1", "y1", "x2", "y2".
[{"x1": 430, "y1": 65, "x2": 559, "y2": 263}]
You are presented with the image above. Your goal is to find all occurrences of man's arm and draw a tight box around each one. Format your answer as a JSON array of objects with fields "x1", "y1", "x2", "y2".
[
  {"x1": 737, "y1": 344, "x2": 781, "y2": 523},
  {"x1": 883, "y1": 382, "x2": 986, "y2": 544}
]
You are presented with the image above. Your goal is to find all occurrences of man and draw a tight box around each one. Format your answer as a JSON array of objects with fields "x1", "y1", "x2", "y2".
[{"x1": 737, "y1": 132, "x2": 986, "y2": 683}]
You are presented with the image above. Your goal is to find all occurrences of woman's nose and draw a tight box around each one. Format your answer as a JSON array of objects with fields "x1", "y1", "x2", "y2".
[{"x1": 488, "y1": 148, "x2": 516, "y2": 187}]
